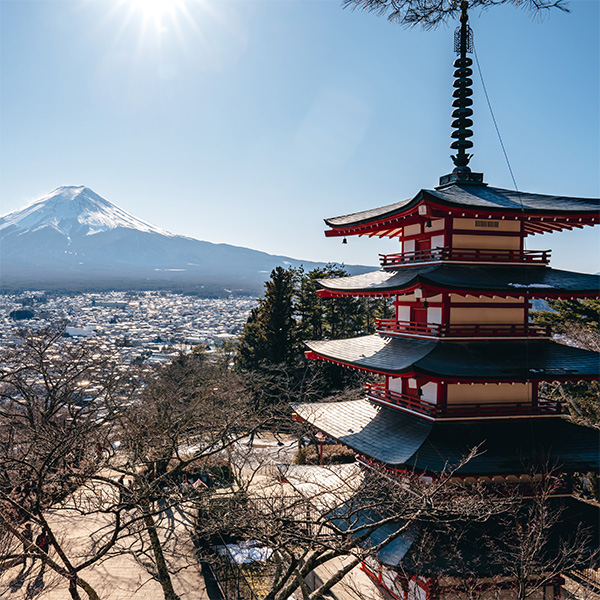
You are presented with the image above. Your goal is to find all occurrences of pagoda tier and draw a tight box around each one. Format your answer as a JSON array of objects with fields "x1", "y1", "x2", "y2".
[
  {"x1": 359, "y1": 497, "x2": 598, "y2": 596},
  {"x1": 315, "y1": 266, "x2": 599, "y2": 341},
  {"x1": 315, "y1": 265, "x2": 600, "y2": 299},
  {"x1": 304, "y1": 336, "x2": 599, "y2": 420},
  {"x1": 306, "y1": 262, "x2": 599, "y2": 419},
  {"x1": 325, "y1": 183, "x2": 600, "y2": 239},
  {"x1": 293, "y1": 399, "x2": 600, "y2": 476},
  {"x1": 305, "y1": 335, "x2": 599, "y2": 381}
]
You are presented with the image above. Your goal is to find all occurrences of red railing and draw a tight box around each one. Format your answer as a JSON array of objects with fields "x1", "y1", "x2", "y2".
[
  {"x1": 366, "y1": 383, "x2": 560, "y2": 419},
  {"x1": 379, "y1": 247, "x2": 551, "y2": 267},
  {"x1": 366, "y1": 383, "x2": 437, "y2": 417},
  {"x1": 375, "y1": 319, "x2": 552, "y2": 338}
]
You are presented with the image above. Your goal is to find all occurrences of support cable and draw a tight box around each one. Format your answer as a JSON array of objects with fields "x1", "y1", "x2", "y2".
[
  {"x1": 473, "y1": 45, "x2": 522, "y2": 200},
  {"x1": 473, "y1": 42, "x2": 538, "y2": 435}
]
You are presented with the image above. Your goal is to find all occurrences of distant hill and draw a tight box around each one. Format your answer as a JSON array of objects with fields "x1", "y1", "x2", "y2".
[{"x1": 0, "y1": 186, "x2": 370, "y2": 295}]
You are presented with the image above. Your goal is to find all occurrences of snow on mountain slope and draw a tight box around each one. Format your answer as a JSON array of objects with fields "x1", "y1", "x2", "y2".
[
  {"x1": 0, "y1": 186, "x2": 174, "y2": 237},
  {"x1": 0, "y1": 185, "x2": 371, "y2": 293}
]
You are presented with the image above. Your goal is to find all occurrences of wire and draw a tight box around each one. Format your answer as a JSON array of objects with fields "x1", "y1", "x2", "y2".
[
  {"x1": 473, "y1": 43, "x2": 537, "y2": 445},
  {"x1": 473, "y1": 45, "x2": 521, "y2": 198}
]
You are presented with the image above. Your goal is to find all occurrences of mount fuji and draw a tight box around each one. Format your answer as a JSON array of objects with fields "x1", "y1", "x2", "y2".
[{"x1": 0, "y1": 186, "x2": 367, "y2": 294}]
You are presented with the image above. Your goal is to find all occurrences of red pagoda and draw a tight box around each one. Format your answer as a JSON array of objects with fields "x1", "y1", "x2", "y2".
[{"x1": 294, "y1": 3, "x2": 600, "y2": 598}]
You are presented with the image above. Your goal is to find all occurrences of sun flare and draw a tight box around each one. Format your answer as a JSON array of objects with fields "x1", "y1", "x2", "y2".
[{"x1": 130, "y1": 0, "x2": 185, "y2": 22}]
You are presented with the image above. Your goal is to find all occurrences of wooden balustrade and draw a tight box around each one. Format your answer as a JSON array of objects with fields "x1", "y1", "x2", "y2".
[
  {"x1": 366, "y1": 384, "x2": 437, "y2": 417},
  {"x1": 379, "y1": 247, "x2": 550, "y2": 267},
  {"x1": 375, "y1": 319, "x2": 552, "y2": 338},
  {"x1": 366, "y1": 383, "x2": 560, "y2": 419}
]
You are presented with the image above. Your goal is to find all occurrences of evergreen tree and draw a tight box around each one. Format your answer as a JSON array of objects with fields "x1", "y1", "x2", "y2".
[
  {"x1": 262, "y1": 266, "x2": 298, "y2": 364},
  {"x1": 532, "y1": 299, "x2": 599, "y2": 429},
  {"x1": 532, "y1": 299, "x2": 599, "y2": 335},
  {"x1": 237, "y1": 264, "x2": 373, "y2": 398},
  {"x1": 296, "y1": 266, "x2": 327, "y2": 342},
  {"x1": 296, "y1": 264, "x2": 366, "y2": 341},
  {"x1": 237, "y1": 266, "x2": 298, "y2": 369}
]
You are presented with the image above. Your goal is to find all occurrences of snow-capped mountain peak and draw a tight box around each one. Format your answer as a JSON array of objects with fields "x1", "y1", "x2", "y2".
[
  {"x1": 1, "y1": 185, "x2": 369, "y2": 294},
  {"x1": 0, "y1": 185, "x2": 174, "y2": 237}
]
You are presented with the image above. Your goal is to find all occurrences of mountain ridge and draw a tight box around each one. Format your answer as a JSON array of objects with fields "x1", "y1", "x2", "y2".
[{"x1": 0, "y1": 186, "x2": 371, "y2": 295}]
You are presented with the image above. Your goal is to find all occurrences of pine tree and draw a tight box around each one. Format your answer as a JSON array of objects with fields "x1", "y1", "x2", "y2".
[
  {"x1": 237, "y1": 266, "x2": 298, "y2": 369},
  {"x1": 532, "y1": 299, "x2": 599, "y2": 430},
  {"x1": 532, "y1": 299, "x2": 599, "y2": 335},
  {"x1": 261, "y1": 266, "x2": 298, "y2": 364},
  {"x1": 236, "y1": 265, "x2": 386, "y2": 399}
]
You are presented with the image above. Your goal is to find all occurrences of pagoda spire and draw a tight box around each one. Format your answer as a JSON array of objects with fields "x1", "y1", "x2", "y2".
[{"x1": 439, "y1": 0, "x2": 484, "y2": 187}]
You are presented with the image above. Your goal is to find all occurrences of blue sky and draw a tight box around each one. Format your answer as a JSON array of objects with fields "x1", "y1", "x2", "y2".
[{"x1": 1, "y1": 0, "x2": 598, "y2": 271}]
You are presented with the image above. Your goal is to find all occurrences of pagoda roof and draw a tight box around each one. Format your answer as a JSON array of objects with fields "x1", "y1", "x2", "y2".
[
  {"x1": 294, "y1": 399, "x2": 600, "y2": 475},
  {"x1": 353, "y1": 497, "x2": 599, "y2": 575},
  {"x1": 316, "y1": 265, "x2": 600, "y2": 298},
  {"x1": 325, "y1": 183, "x2": 600, "y2": 236},
  {"x1": 304, "y1": 335, "x2": 599, "y2": 381}
]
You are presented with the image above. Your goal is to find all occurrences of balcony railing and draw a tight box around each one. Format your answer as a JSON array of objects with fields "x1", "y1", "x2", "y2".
[
  {"x1": 375, "y1": 319, "x2": 552, "y2": 339},
  {"x1": 366, "y1": 383, "x2": 560, "y2": 419},
  {"x1": 379, "y1": 247, "x2": 551, "y2": 268},
  {"x1": 366, "y1": 383, "x2": 437, "y2": 418}
]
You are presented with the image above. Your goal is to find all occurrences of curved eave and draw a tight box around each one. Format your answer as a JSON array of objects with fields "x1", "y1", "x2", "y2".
[
  {"x1": 316, "y1": 265, "x2": 600, "y2": 299},
  {"x1": 304, "y1": 335, "x2": 600, "y2": 381},
  {"x1": 324, "y1": 194, "x2": 420, "y2": 230},
  {"x1": 368, "y1": 498, "x2": 600, "y2": 575},
  {"x1": 324, "y1": 185, "x2": 600, "y2": 238},
  {"x1": 294, "y1": 399, "x2": 600, "y2": 475}
]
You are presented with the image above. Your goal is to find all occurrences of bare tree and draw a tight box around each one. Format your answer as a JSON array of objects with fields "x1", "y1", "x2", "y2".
[
  {"x1": 341, "y1": 0, "x2": 569, "y2": 29},
  {"x1": 388, "y1": 477, "x2": 598, "y2": 600},
  {"x1": 106, "y1": 348, "x2": 268, "y2": 600},
  {"x1": 3, "y1": 329, "x2": 594, "y2": 600},
  {"x1": 0, "y1": 328, "x2": 267, "y2": 600},
  {"x1": 195, "y1": 423, "x2": 599, "y2": 600},
  {"x1": 197, "y1": 444, "x2": 514, "y2": 600},
  {"x1": 0, "y1": 326, "x2": 133, "y2": 599}
]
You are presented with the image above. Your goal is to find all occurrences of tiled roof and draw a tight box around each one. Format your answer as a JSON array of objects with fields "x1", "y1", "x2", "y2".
[
  {"x1": 361, "y1": 498, "x2": 599, "y2": 574},
  {"x1": 428, "y1": 185, "x2": 600, "y2": 213},
  {"x1": 318, "y1": 265, "x2": 600, "y2": 296},
  {"x1": 325, "y1": 184, "x2": 600, "y2": 227},
  {"x1": 305, "y1": 335, "x2": 600, "y2": 379},
  {"x1": 294, "y1": 399, "x2": 433, "y2": 466},
  {"x1": 294, "y1": 399, "x2": 600, "y2": 474}
]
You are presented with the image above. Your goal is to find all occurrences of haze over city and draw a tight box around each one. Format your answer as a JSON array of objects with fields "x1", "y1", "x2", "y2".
[{"x1": 1, "y1": 0, "x2": 598, "y2": 274}]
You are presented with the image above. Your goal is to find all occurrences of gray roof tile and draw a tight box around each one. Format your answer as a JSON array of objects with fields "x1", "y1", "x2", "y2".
[
  {"x1": 319, "y1": 265, "x2": 600, "y2": 296},
  {"x1": 295, "y1": 399, "x2": 600, "y2": 474},
  {"x1": 325, "y1": 184, "x2": 600, "y2": 228},
  {"x1": 305, "y1": 335, "x2": 600, "y2": 379}
]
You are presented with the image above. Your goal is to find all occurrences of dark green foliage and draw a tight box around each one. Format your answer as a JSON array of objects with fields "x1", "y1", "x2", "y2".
[
  {"x1": 261, "y1": 266, "x2": 298, "y2": 365},
  {"x1": 532, "y1": 299, "x2": 600, "y2": 333},
  {"x1": 237, "y1": 266, "x2": 298, "y2": 369},
  {"x1": 9, "y1": 308, "x2": 35, "y2": 320},
  {"x1": 296, "y1": 264, "x2": 371, "y2": 341},
  {"x1": 532, "y1": 299, "x2": 599, "y2": 429},
  {"x1": 238, "y1": 264, "x2": 370, "y2": 370},
  {"x1": 236, "y1": 265, "x2": 380, "y2": 401}
]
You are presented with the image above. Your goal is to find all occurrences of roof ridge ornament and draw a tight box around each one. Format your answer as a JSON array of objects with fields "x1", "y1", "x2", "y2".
[{"x1": 438, "y1": 1, "x2": 485, "y2": 189}]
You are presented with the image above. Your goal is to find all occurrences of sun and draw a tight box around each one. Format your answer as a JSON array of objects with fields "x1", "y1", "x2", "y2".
[{"x1": 129, "y1": 0, "x2": 185, "y2": 23}]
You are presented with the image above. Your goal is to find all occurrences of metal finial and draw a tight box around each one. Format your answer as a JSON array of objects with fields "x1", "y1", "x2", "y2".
[
  {"x1": 438, "y1": 1, "x2": 484, "y2": 187},
  {"x1": 450, "y1": 1, "x2": 474, "y2": 172}
]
